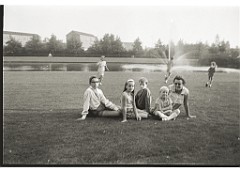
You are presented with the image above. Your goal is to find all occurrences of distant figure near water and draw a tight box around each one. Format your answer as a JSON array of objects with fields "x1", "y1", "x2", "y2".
[
  {"x1": 48, "y1": 53, "x2": 52, "y2": 57},
  {"x1": 97, "y1": 55, "x2": 109, "y2": 85},
  {"x1": 165, "y1": 57, "x2": 174, "y2": 84}
]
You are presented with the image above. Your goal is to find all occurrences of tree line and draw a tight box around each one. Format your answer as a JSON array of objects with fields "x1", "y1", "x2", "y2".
[{"x1": 3, "y1": 33, "x2": 240, "y2": 68}]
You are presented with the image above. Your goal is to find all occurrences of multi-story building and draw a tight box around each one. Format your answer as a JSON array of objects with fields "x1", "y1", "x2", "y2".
[
  {"x1": 66, "y1": 31, "x2": 97, "y2": 51},
  {"x1": 3, "y1": 31, "x2": 40, "y2": 46}
]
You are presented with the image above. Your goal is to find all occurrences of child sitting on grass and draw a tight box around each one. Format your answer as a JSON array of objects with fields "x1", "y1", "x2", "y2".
[
  {"x1": 135, "y1": 77, "x2": 152, "y2": 114},
  {"x1": 121, "y1": 79, "x2": 148, "y2": 122},
  {"x1": 153, "y1": 86, "x2": 174, "y2": 121}
]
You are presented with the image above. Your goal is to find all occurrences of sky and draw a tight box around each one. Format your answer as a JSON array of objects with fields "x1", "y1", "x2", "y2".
[{"x1": 4, "y1": 5, "x2": 239, "y2": 48}]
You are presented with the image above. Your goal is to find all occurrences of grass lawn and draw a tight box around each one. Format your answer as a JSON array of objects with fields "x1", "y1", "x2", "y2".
[{"x1": 3, "y1": 70, "x2": 240, "y2": 165}]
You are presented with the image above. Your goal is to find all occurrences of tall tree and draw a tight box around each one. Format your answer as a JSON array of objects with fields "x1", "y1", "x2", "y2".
[
  {"x1": 4, "y1": 36, "x2": 22, "y2": 55},
  {"x1": 88, "y1": 34, "x2": 124, "y2": 56},
  {"x1": 132, "y1": 37, "x2": 143, "y2": 56},
  {"x1": 46, "y1": 34, "x2": 64, "y2": 55},
  {"x1": 67, "y1": 36, "x2": 83, "y2": 56},
  {"x1": 25, "y1": 36, "x2": 42, "y2": 55},
  {"x1": 112, "y1": 36, "x2": 124, "y2": 56},
  {"x1": 154, "y1": 39, "x2": 167, "y2": 58}
]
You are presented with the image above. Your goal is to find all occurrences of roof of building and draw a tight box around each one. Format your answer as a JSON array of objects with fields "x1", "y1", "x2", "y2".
[
  {"x1": 3, "y1": 31, "x2": 39, "y2": 37},
  {"x1": 66, "y1": 30, "x2": 97, "y2": 38}
]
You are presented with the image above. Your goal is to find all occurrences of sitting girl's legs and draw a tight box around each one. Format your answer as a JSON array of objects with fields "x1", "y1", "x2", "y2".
[
  {"x1": 137, "y1": 109, "x2": 149, "y2": 118},
  {"x1": 154, "y1": 111, "x2": 168, "y2": 120},
  {"x1": 167, "y1": 109, "x2": 180, "y2": 120},
  {"x1": 100, "y1": 110, "x2": 121, "y2": 117}
]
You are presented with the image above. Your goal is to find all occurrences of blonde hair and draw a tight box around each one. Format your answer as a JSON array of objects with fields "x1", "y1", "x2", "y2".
[{"x1": 159, "y1": 86, "x2": 169, "y2": 93}]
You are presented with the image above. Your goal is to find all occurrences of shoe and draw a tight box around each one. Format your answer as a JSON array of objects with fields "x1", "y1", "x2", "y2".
[
  {"x1": 76, "y1": 115, "x2": 86, "y2": 121},
  {"x1": 205, "y1": 83, "x2": 208, "y2": 87},
  {"x1": 209, "y1": 84, "x2": 211, "y2": 88}
]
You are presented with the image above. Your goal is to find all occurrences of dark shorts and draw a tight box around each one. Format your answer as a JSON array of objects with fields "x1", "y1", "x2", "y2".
[
  {"x1": 208, "y1": 75, "x2": 214, "y2": 80},
  {"x1": 88, "y1": 103, "x2": 110, "y2": 117}
]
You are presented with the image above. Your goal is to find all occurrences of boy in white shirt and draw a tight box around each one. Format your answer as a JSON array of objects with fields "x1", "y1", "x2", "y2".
[
  {"x1": 97, "y1": 55, "x2": 109, "y2": 84},
  {"x1": 77, "y1": 76, "x2": 121, "y2": 120}
]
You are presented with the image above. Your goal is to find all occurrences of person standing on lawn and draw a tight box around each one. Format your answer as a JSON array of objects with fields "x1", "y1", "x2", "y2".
[
  {"x1": 165, "y1": 57, "x2": 174, "y2": 84},
  {"x1": 205, "y1": 61, "x2": 217, "y2": 88},
  {"x1": 96, "y1": 55, "x2": 109, "y2": 85}
]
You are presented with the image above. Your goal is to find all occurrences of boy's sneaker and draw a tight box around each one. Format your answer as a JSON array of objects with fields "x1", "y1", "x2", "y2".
[
  {"x1": 205, "y1": 83, "x2": 208, "y2": 87},
  {"x1": 209, "y1": 84, "x2": 211, "y2": 88},
  {"x1": 76, "y1": 115, "x2": 86, "y2": 121}
]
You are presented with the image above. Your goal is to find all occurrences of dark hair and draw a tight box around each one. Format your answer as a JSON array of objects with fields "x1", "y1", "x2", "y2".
[
  {"x1": 123, "y1": 80, "x2": 135, "y2": 95},
  {"x1": 173, "y1": 75, "x2": 186, "y2": 85},
  {"x1": 89, "y1": 75, "x2": 98, "y2": 85},
  {"x1": 123, "y1": 80, "x2": 136, "y2": 107}
]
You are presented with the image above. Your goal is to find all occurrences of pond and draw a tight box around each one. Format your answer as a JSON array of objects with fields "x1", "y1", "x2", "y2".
[{"x1": 3, "y1": 62, "x2": 240, "y2": 73}]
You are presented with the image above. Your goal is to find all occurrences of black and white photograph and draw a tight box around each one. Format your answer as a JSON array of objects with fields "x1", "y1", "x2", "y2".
[{"x1": 1, "y1": 0, "x2": 240, "y2": 166}]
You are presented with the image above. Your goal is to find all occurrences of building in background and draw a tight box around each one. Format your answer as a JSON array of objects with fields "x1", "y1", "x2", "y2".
[
  {"x1": 3, "y1": 31, "x2": 40, "y2": 46},
  {"x1": 122, "y1": 42, "x2": 134, "y2": 51},
  {"x1": 66, "y1": 31, "x2": 97, "y2": 51}
]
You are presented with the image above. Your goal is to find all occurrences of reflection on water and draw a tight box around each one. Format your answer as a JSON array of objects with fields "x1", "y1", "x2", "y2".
[{"x1": 3, "y1": 62, "x2": 240, "y2": 73}]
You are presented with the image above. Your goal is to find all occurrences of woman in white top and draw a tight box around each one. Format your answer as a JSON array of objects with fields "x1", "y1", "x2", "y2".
[
  {"x1": 97, "y1": 55, "x2": 109, "y2": 84},
  {"x1": 77, "y1": 76, "x2": 121, "y2": 120},
  {"x1": 121, "y1": 79, "x2": 148, "y2": 122},
  {"x1": 168, "y1": 75, "x2": 196, "y2": 120}
]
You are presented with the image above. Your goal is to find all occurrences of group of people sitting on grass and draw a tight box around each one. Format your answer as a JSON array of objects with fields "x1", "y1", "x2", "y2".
[{"x1": 77, "y1": 75, "x2": 196, "y2": 122}]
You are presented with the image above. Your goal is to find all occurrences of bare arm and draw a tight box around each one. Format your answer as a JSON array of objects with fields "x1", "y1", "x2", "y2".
[
  {"x1": 100, "y1": 90, "x2": 119, "y2": 111},
  {"x1": 105, "y1": 64, "x2": 110, "y2": 71},
  {"x1": 133, "y1": 95, "x2": 141, "y2": 121},
  {"x1": 144, "y1": 90, "x2": 151, "y2": 113},
  {"x1": 184, "y1": 94, "x2": 196, "y2": 118},
  {"x1": 81, "y1": 90, "x2": 91, "y2": 116},
  {"x1": 121, "y1": 94, "x2": 127, "y2": 121}
]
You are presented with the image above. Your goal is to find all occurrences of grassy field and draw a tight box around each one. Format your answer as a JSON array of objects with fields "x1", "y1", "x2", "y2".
[{"x1": 3, "y1": 70, "x2": 240, "y2": 165}]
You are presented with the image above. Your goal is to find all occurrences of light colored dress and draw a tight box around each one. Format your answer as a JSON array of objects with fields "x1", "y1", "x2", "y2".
[
  {"x1": 97, "y1": 60, "x2": 107, "y2": 76},
  {"x1": 121, "y1": 92, "x2": 135, "y2": 118}
]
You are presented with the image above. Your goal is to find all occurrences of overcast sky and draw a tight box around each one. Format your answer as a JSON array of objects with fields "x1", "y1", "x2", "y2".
[{"x1": 4, "y1": 6, "x2": 239, "y2": 48}]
